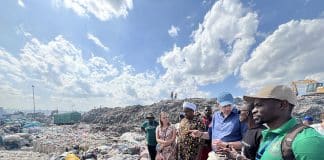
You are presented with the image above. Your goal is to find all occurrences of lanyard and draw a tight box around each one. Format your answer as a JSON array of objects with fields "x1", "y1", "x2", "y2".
[{"x1": 256, "y1": 134, "x2": 278, "y2": 160}]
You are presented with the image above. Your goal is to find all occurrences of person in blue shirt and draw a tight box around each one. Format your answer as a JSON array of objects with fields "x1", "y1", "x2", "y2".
[{"x1": 191, "y1": 92, "x2": 247, "y2": 155}]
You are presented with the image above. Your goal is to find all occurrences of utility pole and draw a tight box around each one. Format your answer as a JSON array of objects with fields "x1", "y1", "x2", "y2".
[{"x1": 32, "y1": 85, "x2": 36, "y2": 121}]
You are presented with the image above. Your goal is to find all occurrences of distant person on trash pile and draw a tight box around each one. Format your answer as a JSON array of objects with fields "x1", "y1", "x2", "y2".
[
  {"x1": 191, "y1": 92, "x2": 247, "y2": 158},
  {"x1": 141, "y1": 113, "x2": 159, "y2": 160},
  {"x1": 155, "y1": 112, "x2": 176, "y2": 160},
  {"x1": 178, "y1": 102, "x2": 205, "y2": 160},
  {"x1": 302, "y1": 116, "x2": 314, "y2": 126},
  {"x1": 311, "y1": 112, "x2": 324, "y2": 135},
  {"x1": 244, "y1": 85, "x2": 324, "y2": 160},
  {"x1": 224, "y1": 99, "x2": 266, "y2": 160}
]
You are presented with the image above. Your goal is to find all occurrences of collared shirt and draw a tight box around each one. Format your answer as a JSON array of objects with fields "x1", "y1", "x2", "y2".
[
  {"x1": 208, "y1": 108, "x2": 247, "y2": 142},
  {"x1": 257, "y1": 118, "x2": 324, "y2": 160}
]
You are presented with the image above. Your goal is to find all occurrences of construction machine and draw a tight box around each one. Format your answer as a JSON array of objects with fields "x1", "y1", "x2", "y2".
[{"x1": 291, "y1": 79, "x2": 324, "y2": 96}]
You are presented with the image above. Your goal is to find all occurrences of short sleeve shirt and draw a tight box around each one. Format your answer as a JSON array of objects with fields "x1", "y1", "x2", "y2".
[
  {"x1": 257, "y1": 118, "x2": 324, "y2": 160},
  {"x1": 141, "y1": 120, "x2": 159, "y2": 146}
]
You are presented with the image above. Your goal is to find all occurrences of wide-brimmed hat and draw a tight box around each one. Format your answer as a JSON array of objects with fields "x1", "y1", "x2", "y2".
[
  {"x1": 243, "y1": 85, "x2": 296, "y2": 106},
  {"x1": 146, "y1": 113, "x2": 154, "y2": 119}
]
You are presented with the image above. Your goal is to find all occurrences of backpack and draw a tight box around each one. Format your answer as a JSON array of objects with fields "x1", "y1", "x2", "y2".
[{"x1": 281, "y1": 123, "x2": 309, "y2": 160}]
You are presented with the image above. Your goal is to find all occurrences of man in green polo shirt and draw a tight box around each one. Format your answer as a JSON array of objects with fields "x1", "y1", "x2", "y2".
[
  {"x1": 244, "y1": 85, "x2": 324, "y2": 160},
  {"x1": 141, "y1": 113, "x2": 159, "y2": 160}
]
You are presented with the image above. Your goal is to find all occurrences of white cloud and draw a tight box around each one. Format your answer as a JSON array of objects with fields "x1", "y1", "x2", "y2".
[
  {"x1": 87, "y1": 33, "x2": 109, "y2": 51},
  {"x1": 305, "y1": 73, "x2": 324, "y2": 82},
  {"x1": 0, "y1": 34, "x2": 209, "y2": 111},
  {"x1": 168, "y1": 25, "x2": 180, "y2": 38},
  {"x1": 159, "y1": 0, "x2": 258, "y2": 85},
  {"x1": 54, "y1": 0, "x2": 133, "y2": 21},
  {"x1": 18, "y1": 0, "x2": 25, "y2": 8},
  {"x1": 240, "y1": 19, "x2": 324, "y2": 90}
]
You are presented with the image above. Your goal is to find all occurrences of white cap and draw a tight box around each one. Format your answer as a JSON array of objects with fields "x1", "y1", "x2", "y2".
[{"x1": 183, "y1": 102, "x2": 196, "y2": 111}]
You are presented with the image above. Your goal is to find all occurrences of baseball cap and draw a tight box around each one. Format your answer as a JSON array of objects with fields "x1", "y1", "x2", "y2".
[{"x1": 217, "y1": 92, "x2": 234, "y2": 107}]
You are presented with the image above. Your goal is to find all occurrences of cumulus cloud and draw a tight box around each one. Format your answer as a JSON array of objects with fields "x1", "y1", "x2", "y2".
[
  {"x1": 240, "y1": 19, "x2": 324, "y2": 90},
  {"x1": 87, "y1": 33, "x2": 109, "y2": 51},
  {"x1": 18, "y1": 0, "x2": 25, "y2": 8},
  {"x1": 53, "y1": 0, "x2": 133, "y2": 21},
  {"x1": 168, "y1": 25, "x2": 180, "y2": 38},
  {"x1": 159, "y1": 0, "x2": 258, "y2": 85},
  {"x1": 0, "y1": 34, "x2": 208, "y2": 110}
]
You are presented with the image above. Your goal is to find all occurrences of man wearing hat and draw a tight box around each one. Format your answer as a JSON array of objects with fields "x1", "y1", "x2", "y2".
[
  {"x1": 178, "y1": 102, "x2": 204, "y2": 160},
  {"x1": 191, "y1": 92, "x2": 247, "y2": 156},
  {"x1": 244, "y1": 85, "x2": 324, "y2": 160},
  {"x1": 141, "y1": 113, "x2": 159, "y2": 160}
]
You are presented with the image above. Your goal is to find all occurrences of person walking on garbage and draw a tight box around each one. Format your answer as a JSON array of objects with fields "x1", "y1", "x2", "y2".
[
  {"x1": 244, "y1": 85, "x2": 324, "y2": 160},
  {"x1": 155, "y1": 112, "x2": 177, "y2": 160},
  {"x1": 223, "y1": 99, "x2": 266, "y2": 160},
  {"x1": 191, "y1": 92, "x2": 247, "y2": 158},
  {"x1": 141, "y1": 113, "x2": 159, "y2": 160},
  {"x1": 178, "y1": 102, "x2": 205, "y2": 160}
]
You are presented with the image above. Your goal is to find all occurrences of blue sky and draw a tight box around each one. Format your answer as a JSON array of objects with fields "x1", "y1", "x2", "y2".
[{"x1": 1, "y1": 0, "x2": 324, "y2": 111}]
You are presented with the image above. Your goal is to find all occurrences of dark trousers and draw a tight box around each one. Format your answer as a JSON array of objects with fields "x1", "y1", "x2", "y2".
[{"x1": 147, "y1": 145, "x2": 157, "y2": 160}]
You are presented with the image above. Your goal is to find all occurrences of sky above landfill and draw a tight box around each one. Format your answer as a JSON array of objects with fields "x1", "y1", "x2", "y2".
[{"x1": 1, "y1": 0, "x2": 324, "y2": 111}]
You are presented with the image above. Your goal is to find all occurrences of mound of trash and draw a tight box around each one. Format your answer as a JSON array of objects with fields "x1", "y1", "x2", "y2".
[
  {"x1": 293, "y1": 95, "x2": 324, "y2": 123},
  {"x1": 82, "y1": 96, "x2": 324, "y2": 134},
  {"x1": 82, "y1": 98, "x2": 218, "y2": 133}
]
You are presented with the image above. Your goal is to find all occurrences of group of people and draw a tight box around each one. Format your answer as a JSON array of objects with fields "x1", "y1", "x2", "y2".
[{"x1": 141, "y1": 85, "x2": 324, "y2": 160}]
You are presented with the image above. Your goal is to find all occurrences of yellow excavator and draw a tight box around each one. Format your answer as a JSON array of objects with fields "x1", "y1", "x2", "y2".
[{"x1": 291, "y1": 79, "x2": 324, "y2": 96}]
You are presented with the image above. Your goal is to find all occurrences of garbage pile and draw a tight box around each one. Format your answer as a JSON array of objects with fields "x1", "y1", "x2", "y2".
[
  {"x1": 0, "y1": 150, "x2": 49, "y2": 160},
  {"x1": 26, "y1": 112, "x2": 51, "y2": 124},
  {"x1": 82, "y1": 98, "x2": 218, "y2": 133},
  {"x1": 2, "y1": 133, "x2": 33, "y2": 150},
  {"x1": 32, "y1": 124, "x2": 146, "y2": 159},
  {"x1": 2, "y1": 123, "x2": 23, "y2": 134},
  {"x1": 293, "y1": 95, "x2": 324, "y2": 123},
  {"x1": 22, "y1": 121, "x2": 42, "y2": 134}
]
